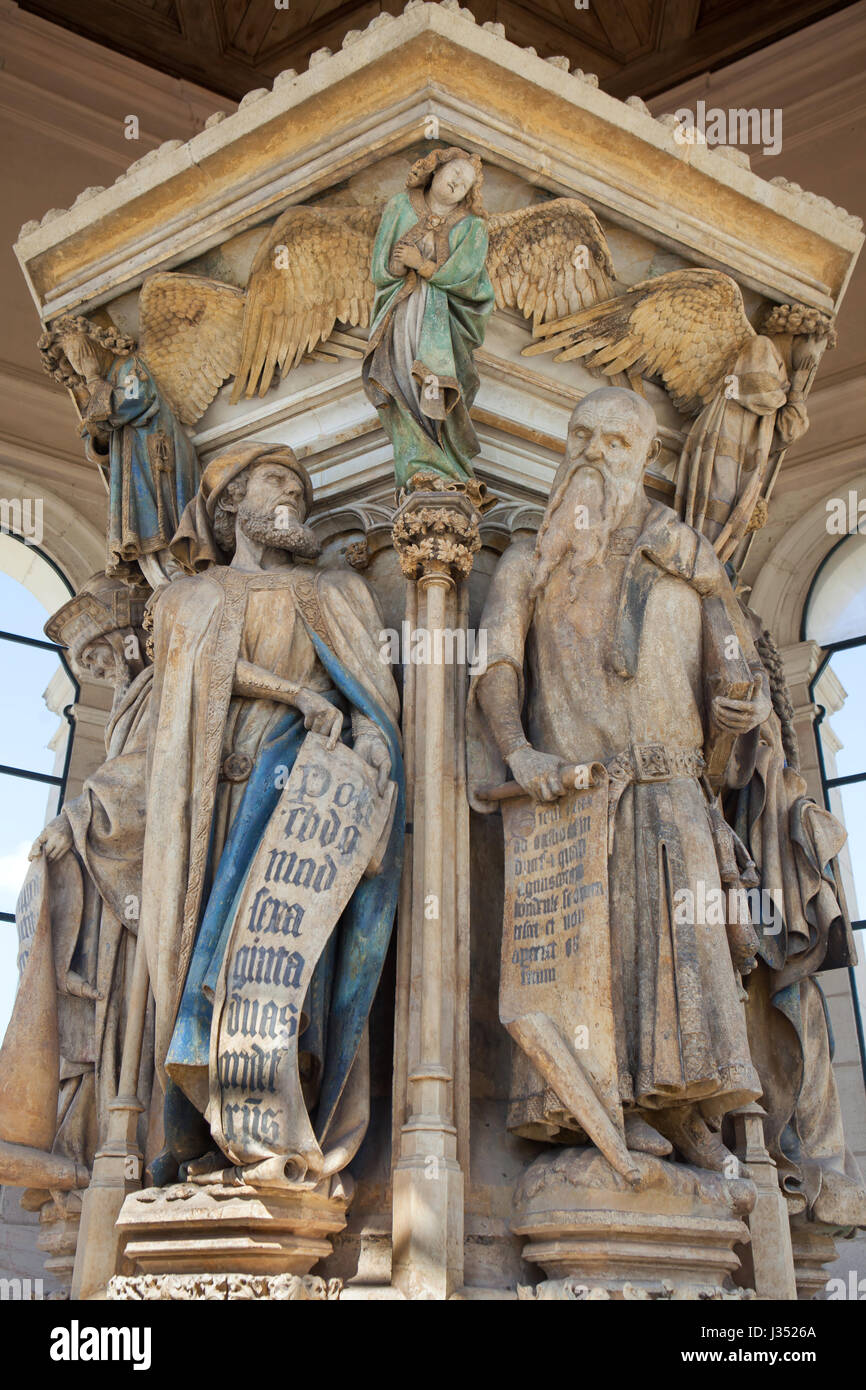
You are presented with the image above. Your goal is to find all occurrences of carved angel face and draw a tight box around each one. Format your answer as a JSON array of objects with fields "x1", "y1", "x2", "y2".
[{"x1": 429, "y1": 158, "x2": 477, "y2": 209}]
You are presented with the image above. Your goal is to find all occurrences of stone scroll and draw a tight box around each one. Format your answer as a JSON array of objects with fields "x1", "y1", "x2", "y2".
[
  {"x1": 208, "y1": 731, "x2": 395, "y2": 1180},
  {"x1": 500, "y1": 768, "x2": 620, "y2": 1124}
]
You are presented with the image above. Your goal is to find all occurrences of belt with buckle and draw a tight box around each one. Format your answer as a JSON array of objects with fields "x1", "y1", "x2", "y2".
[
  {"x1": 604, "y1": 744, "x2": 705, "y2": 852},
  {"x1": 607, "y1": 743, "x2": 704, "y2": 784}
]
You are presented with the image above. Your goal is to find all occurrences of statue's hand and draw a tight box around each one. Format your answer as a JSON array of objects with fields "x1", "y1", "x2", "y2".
[
  {"x1": 506, "y1": 746, "x2": 569, "y2": 802},
  {"x1": 295, "y1": 689, "x2": 344, "y2": 749},
  {"x1": 711, "y1": 691, "x2": 771, "y2": 734},
  {"x1": 354, "y1": 731, "x2": 391, "y2": 796},
  {"x1": 29, "y1": 815, "x2": 73, "y2": 862},
  {"x1": 398, "y1": 242, "x2": 424, "y2": 271}
]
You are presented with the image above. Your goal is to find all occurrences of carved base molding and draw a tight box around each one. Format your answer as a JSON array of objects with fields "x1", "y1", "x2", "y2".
[
  {"x1": 517, "y1": 1279, "x2": 755, "y2": 1301},
  {"x1": 512, "y1": 1148, "x2": 757, "y2": 1299},
  {"x1": 37, "y1": 1193, "x2": 83, "y2": 1297},
  {"x1": 116, "y1": 1181, "x2": 347, "y2": 1280},
  {"x1": 789, "y1": 1218, "x2": 840, "y2": 1300},
  {"x1": 107, "y1": 1273, "x2": 341, "y2": 1300}
]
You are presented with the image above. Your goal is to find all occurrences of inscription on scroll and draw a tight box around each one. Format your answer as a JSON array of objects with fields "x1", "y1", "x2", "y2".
[
  {"x1": 500, "y1": 772, "x2": 617, "y2": 1102},
  {"x1": 209, "y1": 732, "x2": 393, "y2": 1175}
]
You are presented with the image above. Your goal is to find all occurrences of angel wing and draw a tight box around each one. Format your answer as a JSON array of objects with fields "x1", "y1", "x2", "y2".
[
  {"x1": 232, "y1": 204, "x2": 380, "y2": 402},
  {"x1": 139, "y1": 272, "x2": 246, "y2": 426},
  {"x1": 523, "y1": 268, "x2": 755, "y2": 416},
  {"x1": 487, "y1": 198, "x2": 615, "y2": 333}
]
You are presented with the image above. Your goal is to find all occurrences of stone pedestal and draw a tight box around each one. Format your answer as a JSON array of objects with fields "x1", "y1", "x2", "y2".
[
  {"x1": 37, "y1": 1192, "x2": 83, "y2": 1296},
  {"x1": 789, "y1": 1217, "x2": 840, "y2": 1300},
  {"x1": 113, "y1": 1181, "x2": 347, "y2": 1287},
  {"x1": 512, "y1": 1148, "x2": 756, "y2": 1299}
]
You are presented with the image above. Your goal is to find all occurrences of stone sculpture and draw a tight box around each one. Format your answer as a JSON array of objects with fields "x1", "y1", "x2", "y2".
[
  {"x1": 0, "y1": 572, "x2": 153, "y2": 1197},
  {"x1": 467, "y1": 386, "x2": 772, "y2": 1174},
  {"x1": 525, "y1": 272, "x2": 835, "y2": 559},
  {"x1": 39, "y1": 316, "x2": 202, "y2": 587},
  {"x1": 726, "y1": 604, "x2": 866, "y2": 1231},
  {"x1": 136, "y1": 149, "x2": 615, "y2": 488},
  {"x1": 362, "y1": 148, "x2": 495, "y2": 489},
  {"x1": 140, "y1": 441, "x2": 404, "y2": 1193}
]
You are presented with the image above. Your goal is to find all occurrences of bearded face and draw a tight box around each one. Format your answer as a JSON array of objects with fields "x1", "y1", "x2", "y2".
[
  {"x1": 531, "y1": 392, "x2": 657, "y2": 598},
  {"x1": 214, "y1": 460, "x2": 322, "y2": 561},
  {"x1": 235, "y1": 497, "x2": 321, "y2": 559}
]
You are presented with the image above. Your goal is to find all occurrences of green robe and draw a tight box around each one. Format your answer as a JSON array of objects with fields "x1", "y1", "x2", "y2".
[{"x1": 363, "y1": 189, "x2": 495, "y2": 488}]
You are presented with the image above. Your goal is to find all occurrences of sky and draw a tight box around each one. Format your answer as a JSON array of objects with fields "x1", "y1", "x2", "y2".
[{"x1": 0, "y1": 569, "x2": 68, "y2": 1044}]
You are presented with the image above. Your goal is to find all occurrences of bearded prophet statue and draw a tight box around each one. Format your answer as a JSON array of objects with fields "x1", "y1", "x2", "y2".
[
  {"x1": 139, "y1": 443, "x2": 404, "y2": 1190},
  {"x1": 468, "y1": 387, "x2": 773, "y2": 1175}
]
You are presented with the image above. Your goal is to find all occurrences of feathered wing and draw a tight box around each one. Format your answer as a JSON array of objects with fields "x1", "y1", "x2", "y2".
[
  {"x1": 232, "y1": 204, "x2": 380, "y2": 401},
  {"x1": 139, "y1": 272, "x2": 246, "y2": 426},
  {"x1": 487, "y1": 198, "x2": 615, "y2": 333},
  {"x1": 523, "y1": 268, "x2": 756, "y2": 416}
]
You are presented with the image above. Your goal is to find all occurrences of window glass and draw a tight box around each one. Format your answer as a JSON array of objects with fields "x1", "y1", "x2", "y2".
[
  {"x1": 0, "y1": 546, "x2": 74, "y2": 1047},
  {"x1": 805, "y1": 532, "x2": 866, "y2": 646}
]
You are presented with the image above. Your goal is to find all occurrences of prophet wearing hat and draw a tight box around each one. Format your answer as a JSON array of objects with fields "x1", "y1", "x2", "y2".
[
  {"x1": 170, "y1": 441, "x2": 318, "y2": 573},
  {"x1": 139, "y1": 438, "x2": 404, "y2": 1193}
]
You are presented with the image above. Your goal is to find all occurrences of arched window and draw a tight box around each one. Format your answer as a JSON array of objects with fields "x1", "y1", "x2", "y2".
[
  {"x1": 804, "y1": 532, "x2": 866, "y2": 1082},
  {"x1": 0, "y1": 535, "x2": 77, "y2": 1043}
]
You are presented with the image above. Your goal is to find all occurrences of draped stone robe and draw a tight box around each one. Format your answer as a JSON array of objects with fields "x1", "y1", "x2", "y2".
[
  {"x1": 468, "y1": 505, "x2": 762, "y2": 1136},
  {"x1": 727, "y1": 658, "x2": 866, "y2": 1228},
  {"x1": 0, "y1": 665, "x2": 153, "y2": 1183},
  {"x1": 141, "y1": 563, "x2": 403, "y2": 1174},
  {"x1": 362, "y1": 188, "x2": 495, "y2": 488},
  {"x1": 81, "y1": 354, "x2": 200, "y2": 574}
]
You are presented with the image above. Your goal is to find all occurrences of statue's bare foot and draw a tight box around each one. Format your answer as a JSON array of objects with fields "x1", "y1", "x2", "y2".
[
  {"x1": 624, "y1": 1112, "x2": 673, "y2": 1157},
  {"x1": 651, "y1": 1106, "x2": 735, "y2": 1172}
]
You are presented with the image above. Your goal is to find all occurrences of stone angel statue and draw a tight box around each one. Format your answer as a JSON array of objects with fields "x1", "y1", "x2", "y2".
[
  {"x1": 525, "y1": 269, "x2": 835, "y2": 560},
  {"x1": 39, "y1": 313, "x2": 209, "y2": 589},
  {"x1": 135, "y1": 148, "x2": 615, "y2": 488}
]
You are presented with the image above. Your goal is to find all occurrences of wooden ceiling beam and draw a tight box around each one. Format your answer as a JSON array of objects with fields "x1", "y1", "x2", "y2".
[
  {"x1": 21, "y1": 0, "x2": 263, "y2": 99},
  {"x1": 18, "y1": 0, "x2": 860, "y2": 103},
  {"x1": 603, "y1": 0, "x2": 853, "y2": 98}
]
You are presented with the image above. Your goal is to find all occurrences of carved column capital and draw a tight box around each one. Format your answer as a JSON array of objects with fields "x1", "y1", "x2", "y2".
[{"x1": 391, "y1": 482, "x2": 482, "y2": 582}]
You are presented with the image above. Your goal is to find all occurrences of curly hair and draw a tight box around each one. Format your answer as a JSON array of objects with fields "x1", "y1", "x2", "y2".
[
  {"x1": 755, "y1": 626, "x2": 800, "y2": 770},
  {"x1": 406, "y1": 146, "x2": 486, "y2": 218},
  {"x1": 211, "y1": 471, "x2": 251, "y2": 554},
  {"x1": 38, "y1": 314, "x2": 136, "y2": 386}
]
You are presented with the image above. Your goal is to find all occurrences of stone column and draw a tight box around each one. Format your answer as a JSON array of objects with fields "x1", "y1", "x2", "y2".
[
  {"x1": 390, "y1": 481, "x2": 481, "y2": 1300},
  {"x1": 730, "y1": 1103, "x2": 797, "y2": 1299}
]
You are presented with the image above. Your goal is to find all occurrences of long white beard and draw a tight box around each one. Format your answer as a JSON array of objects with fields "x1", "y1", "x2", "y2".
[
  {"x1": 531, "y1": 465, "x2": 637, "y2": 599},
  {"x1": 238, "y1": 505, "x2": 322, "y2": 559}
]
